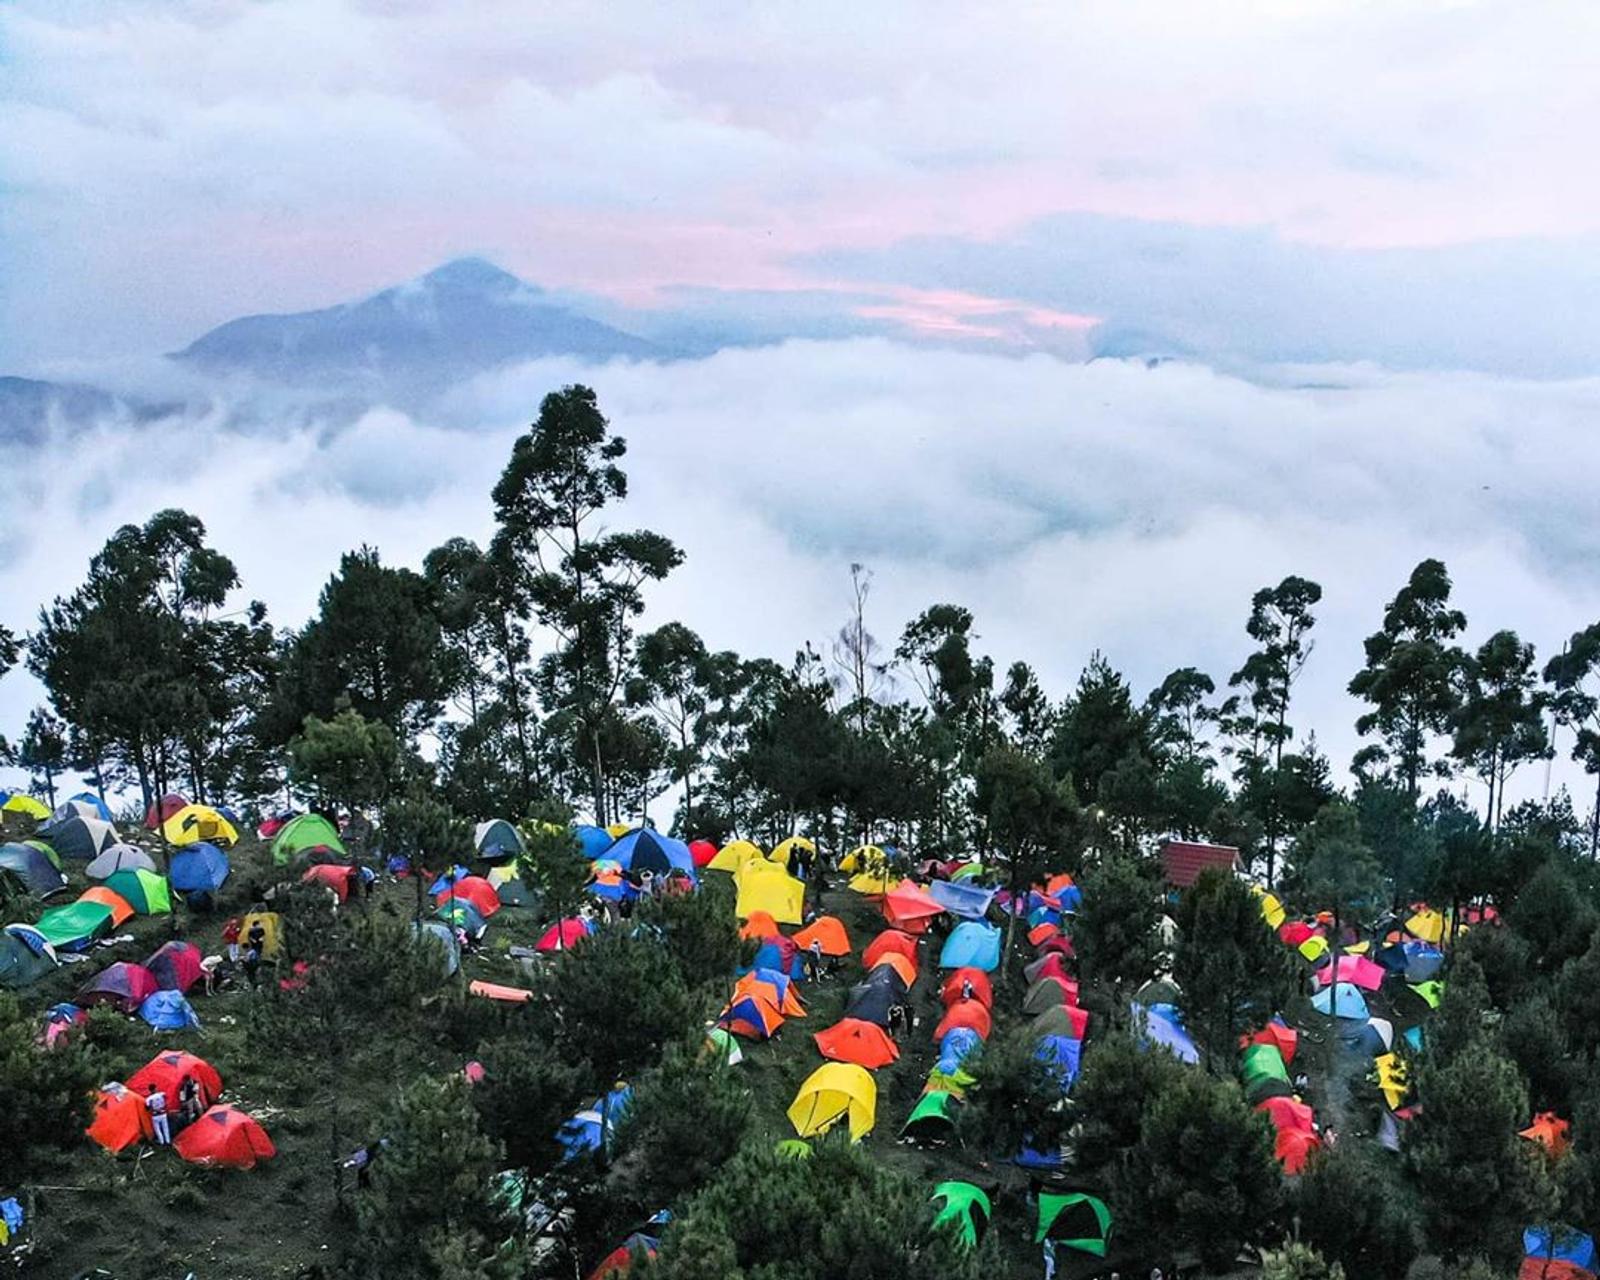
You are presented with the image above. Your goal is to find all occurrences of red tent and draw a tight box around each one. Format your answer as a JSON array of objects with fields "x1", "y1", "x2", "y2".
[
  {"x1": 939, "y1": 968, "x2": 994, "y2": 1009},
  {"x1": 302, "y1": 863, "x2": 358, "y2": 902},
  {"x1": 814, "y1": 1018, "x2": 900, "y2": 1069},
  {"x1": 144, "y1": 792, "x2": 189, "y2": 830},
  {"x1": 1037, "y1": 934, "x2": 1075, "y2": 958},
  {"x1": 688, "y1": 840, "x2": 718, "y2": 868},
  {"x1": 128, "y1": 1050, "x2": 224, "y2": 1105},
  {"x1": 86, "y1": 1088, "x2": 155, "y2": 1152},
  {"x1": 434, "y1": 876, "x2": 500, "y2": 918},
  {"x1": 174, "y1": 1105, "x2": 276, "y2": 1169},
  {"x1": 1274, "y1": 1126, "x2": 1321, "y2": 1175},
  {"x1": 1279, "y1": 921, "x2": 1318, "y2": 947},
  {"x1": 79, "y1": 962, "x2": 160, "y2": 1014},
  {"x1": 1025, "y1": 952, "x2": 1072, "y2": 986},
  {"x1": 536, "y1": 919, "x2": 592, "y2": 952},
  {"x1": 1257, "y1": 1096, "x2": 1315, "y2": 1133},
  {"x1": 145, "y1": 941, "x2": 204, "y2": 994},
  {"x1": 862, "y1": 929, "x2": 918, "y2": 971},
  {"x1": 1516, "y1": 1260, "x2": 1595, "y2": 1280},
  {"x1": 933, "y1": 999, "x2": 993, "y2": 1042},
  {"x1": 882, "y1": 883, "x2": 944, "y2": 931},
  {"x1": 1243, "y1": 1021, "x2": 1298, "y2": 1066}
]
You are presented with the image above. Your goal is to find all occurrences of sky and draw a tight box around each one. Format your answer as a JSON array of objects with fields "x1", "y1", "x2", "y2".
[{"x1": 1, "y1": 0, "x2": 1598, "y2": 813}]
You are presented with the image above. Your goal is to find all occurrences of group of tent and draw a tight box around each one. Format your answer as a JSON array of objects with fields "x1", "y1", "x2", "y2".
[{"x1": 86, "y1": 1049, "x2": 275, "y2": 1170}]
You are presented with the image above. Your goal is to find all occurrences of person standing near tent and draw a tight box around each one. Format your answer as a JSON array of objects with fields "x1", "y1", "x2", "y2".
[
  {"x1": 803, "y1": 939, "x2": 823, "y2": 983},
  {"x1": 1042, "y1": 1238, "x2": 1057, "y2": 1280},
  {"x1": 243, "y1": 920, "x2": 266, "y2": 988},
  {"x1": 146, "y1": 1088, "x2": 171, "y2": 1145},
  {"x1": 222, "y1": 917, "x2": 241, "y2": 964},
  {"x1": 179, "y1": 1074, "x2": 203, "y2": 1124}
]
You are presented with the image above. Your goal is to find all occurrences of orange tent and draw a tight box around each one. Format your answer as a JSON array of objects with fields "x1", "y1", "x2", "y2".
[
  {"x1": 740, "y1": 911, "x2": 780, "y2": 941},
  {"x1": 470, "y1": 980, "x2": 533, "y2": 1003},
  {"x1": 718, "y1": 992, "x2": 784, "y2": 1040},
  {"x1": 1044, "y1": 872, "x2": 1075, "y2": 896},
  {"x1": 174, "y1": 1105, "x2": 277, "y2": 1170},
  {"x1": 80, "y1": 886, "x2": 136, "y2": 927},
  {"x1": 86, "y1": 1088, "x2": 155, "y2": 1153},
  {"x1": 127, "y1": 1051, "x2": 223, "y2": 1105},
  {"x1": 1274, "y1": 1126, "x2": 1321, "y2": 1175},
  {"x1": 870, "y1": 952, "x2": 918, "y2": 990},
  {"x1": 433, "y1": 875, "x2": 500, "y2": 919},
  {"x1": 933, "y1": 999, "x2": 992, "y2": 1042},
  {"x1": 734, "y1": 971, "x2": 806, "y2": 1018},
  {"x1": 882, "y1": 883, "x2": 944, "y2": 931},
  {"x1": 939, "y1": 968, "x2": 993, "y2": 1009},
  {"x1": 1520, "y1": 1111, "x2": 1572, "y2": 1157},
  {"x1": 793, "y1": 915, "x2": 851, "y2": 957},
  {"x1": 301, "y1": 863, "x2": 357, "y2": 901},
  {"x1": 863, "y1": 929, "x2": 918, "y2": 970},
  {"x1": 814, "y1": 1018, "x2": 900, "y2": 1069},
  {"x1": 1027, "y1": 923, "x2": 1060, "y2": 947}
]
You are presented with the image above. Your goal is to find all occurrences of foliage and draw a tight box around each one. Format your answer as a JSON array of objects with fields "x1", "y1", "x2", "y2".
[
  {"x1": 1508, "y1": 860, "x2": 1597, "y2": 974},
  {"x1": 637, "y1": 876, "x2": 741, "y2": 995},
  {"x1": 288, "y1": 701, "x2": 399, "y2": 814},
  {"x1": 1262, "y1": 1242, "x2": 1346, "y2": 1280},
  {"x1": 473, "y1": 1034, "x2": 587, "y2": 1182},
  {"x1": 15, "y1": 707, "x2": 68, "y2": 807},
  {"x1": 1072, "y1": 853, "x2": 1161, "y2": 1023},
  {"x1": 354, "y1": 1075, "x2": 522, "y2": 1279},
  {"x1": 616, "y1": 1039, "x2": 752, "y2": 1207},
  {"x1": 1071, "y1": 1028, "x2": 1189, "y2": 1175},
  {"x1": 1297, "y1": 1143, "x2": 1421, "y2": 1280},
  {"x1": 0, "y1": 991, "x2": 98, "y2": 1176},
  {"x1": 1547, "y1": 620, "x2": 1600, "y2": 857},
  {"x1": 639, "y1": 1135, "x2": 982, "y2": 1280},
  {"x1": 1174, "y1": 867, "x2": 1295, "y2": 1067},
  {"x1": 1115, "y1": 1070, "x2": 1283, "y2": 1271},
  {"x1": 1450, "y1": 629, "x2": 1550, "y2": 832},
  {"x1": 960, "y1": 1024, "x2": 1069, "y2": 1156}
]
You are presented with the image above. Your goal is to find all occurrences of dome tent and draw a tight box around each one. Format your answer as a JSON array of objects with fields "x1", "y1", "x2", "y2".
[
  {"x1": 175, "y1": 1105, "x2": 276, "y2": 1170},
  {"x1": 85, "y1": 843, "x2": 157, "y2": 881},
  {"x1": 271, "y1": 814, "x2": 346, "y2": 865},
  {"x1": 36, "y1": 814, "x2": 116, "y2": 862},
  {"x1": 787, "y1": 1063, "x2": 876, "y2": 1141},
  {"x1": 0, "y1": 842, "x2": 67, "y2": 897},
  {"x1": 169, "y1": 842, "x2": 230, "y2": 895}
]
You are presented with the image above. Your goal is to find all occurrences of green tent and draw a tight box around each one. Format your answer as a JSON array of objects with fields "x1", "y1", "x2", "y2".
[
  {"x1": 272, "y1": 814, "x2": 346, "y2": 865},
  {"x1": 901, "y1": 1090, "x2": 959, "y2": 1144},
  {"x1": 34, "y1": 900, "x2": 115, "y2": 951},
  {"x1": 1036, "y1": 1191, "x2": 1113, "y2": 1254},
  {"x1": 103, "y1": 868, "x2": 172, "y2": 915},
  {"x1": 931, "y1": 1181, "x2": 990, "y2": 1250},
  {"x1": 774, "y1": 1139, "x2": 813, "y2": 1159},
  {"x1": 1240, "y1": 1043, "x2": 1290, "y2": 1102},
  {"x1": 706, "y1": 1026, "x2": 744, "y2": 1066},
  {"x1": 1410, "y1": 979, "x2": 1444, "y2": 1009}
]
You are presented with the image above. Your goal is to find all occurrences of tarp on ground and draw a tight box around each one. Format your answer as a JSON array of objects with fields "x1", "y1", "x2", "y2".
[
  {"x1": 271, "y1": 813, "x2": 345, "y2": 864},
  {"x1": 787, "y1": 1062, "x2": 875, "y2": 1140},
  {"x1": 927, "y1": 880, "x2": 997, "y2": 920},
  {"x1": 939, "y1": 922, "x2": 1001, "y2": 972}
]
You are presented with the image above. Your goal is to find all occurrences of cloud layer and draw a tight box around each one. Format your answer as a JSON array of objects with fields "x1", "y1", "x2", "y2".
[{"x1": 3, "y1": 341, "x2": 1597, "y2": 809}]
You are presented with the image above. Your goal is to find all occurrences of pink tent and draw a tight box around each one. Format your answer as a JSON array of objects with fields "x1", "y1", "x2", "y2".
[
  {"x1": 535, "y1": 919, "x2": 592, "y2": 952},
  {"x1": 1312, "y1": 954, "x2": 1387, "y2": 992}
]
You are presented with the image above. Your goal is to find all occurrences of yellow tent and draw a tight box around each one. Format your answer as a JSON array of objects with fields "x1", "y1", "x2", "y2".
[
  {"x1": 839, "y1": 844, "x2": 886, "y2": 875},
  {"x1": 1298, "y1": 935, "x2": 1330, "y2": 964},
  {"x1": 239, "y1": 911, "x2": 283, "y2": 960},
  {"x1": 1374, "y1": 1053, "x2": 1410, "y2": 1109},
  {"x1": 605, "y1": 823, "x2": 632, "y2": 839},
  {"x1": 708, "y1": 839, "x2": 764, "y2": 873},
  {"x1": 735, "y1": 859, "x2": 805, "y2": 924},
  {"x1": 486, "y1": 864, "x2": 519, "y2": 888},
  {"x1": 2, "y1": 794, "x2": 50, "y2": 820},
  {"x1": 849, "y1": 872, "x2": 899, "y2": 897},
  {"x1": 1406, "y1": 909, "x2": 1445, "y2": 945},
  {"x1": 1255, "y1": 890, "x2": 1286, "y2": 930},
  {"x1": 770, "y1": 836, "x2": 815, "y2": 868},
  {"x1": 787, "y1": 1063, "x2": 876, "y2": 1141},
  {"x1": 163, "y1": 804, "x2": 239, "y2": 847}
]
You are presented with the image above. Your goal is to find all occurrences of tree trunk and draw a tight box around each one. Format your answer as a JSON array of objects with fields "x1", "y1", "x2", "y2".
[{"x1": 1591, "y1": 772, "x2": 1599, "y2": 860}]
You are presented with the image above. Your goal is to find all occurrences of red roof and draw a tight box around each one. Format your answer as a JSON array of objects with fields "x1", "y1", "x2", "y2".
[{"x1": 1160, "y1": 839, "x2": 1241, "y2": 889}]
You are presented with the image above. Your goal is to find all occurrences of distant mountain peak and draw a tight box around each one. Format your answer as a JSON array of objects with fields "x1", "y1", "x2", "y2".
[{"x1": 413, "y1": 256, "x2": 537, "y2": 297}]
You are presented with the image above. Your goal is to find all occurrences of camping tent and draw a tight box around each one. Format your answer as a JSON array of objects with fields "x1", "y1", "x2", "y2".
[
  {"x1": 1022, "y1": 976, "x2": 1076, "y2": 1017},
  {"x1": 80, "y1": 962, "x2": 160, "y2": 1013},
  {"x1": 771, "y1": 836, "x2": 815, "y2": 868},
  {"x1": 161, "y1": 804, "x2": 238, "y2": 847},
  {"x1": 718, "y1": 992, "x2": 784, "y2": 1040},
  {"x1": 34, "y1": 899, "x2": 115, "y2": 951},
  {"x1": 303, "y1": 863, "x2": 360, "y2": 902},
  {"x1": 1036, "y1": 1192, "x2": 1113, "y2": 1254},
  {"x1": 536, "y1": 919, "x2": 592, "y2": 952},
  {"x1": 271, "y1": 813, "x2": 345, "y2": 864},
  {"x1": 573, "y1": 825, "x2": 616, "y2": 858},
  {"x1": 144, "y1": 793, "x2": 189, "y2": 830},
  {"x1": 734, "y1": 859, "x2": 805, "y2": 925},
  {"x1": 939, "y1": 922, "x2": 1001, "y2": 972},
  {"x1": 175, "y1": 1105, "x2": 276, "y2": 1169},
  {"x1": 793, "y1": 915, "x2": 851, "y2": 957},
  {"x1": 139, "y1": 990, "x2": 201, "y2": 1030},
  {"x1": 145, "y1": 941, "x2": 204, "y2": 993},
  {"x1": 882, "y1": 882, "x2": 944, "y2": 931},
  {"x1": 814, "y1": 1018, "x2": 899, "y2": 1069},
  {"x1": 103, "y1": 869, "x2": 172, "y2": 915},
  {"x1": 1036, "y1": 1035, "x2": 1082, "y2": 1094},
  {"x1": 36, "y1": 815, "x2": 116, "y2": 862},
  {"x1": 609, "y1": 829, "x2": 696, "y2": 879},
  {"x1": 169, "y1": 842, "x2": 231, "y2": 896},
  {"x1": 940, "y1": 968, "x2": 994, "y2": 1009},
  {"x1": 86, "y1": 1087, "x2": 156, "y2": 1153},
  {"x1": 64, "y1": 792, "x2": 114, "y2": 822},
  {"x1": 901, "y1": 1090, "x2": 959, "y2": 1144},
  {"x1": 688, "y1": 839, "x2": 718, "y2": 868},
  {"x1": 474, "y1": 819, "x2": 525, "y2": 862},
  {"x1": 705, "y1": 1026, "x2": 744, "y2": 1066},
  {"x1": 787, "y1": 1063, "x2": 876, "y2": 1140},
  {"x1": 934, "y1": 999, "x2": 992, "y2": 1042},
  {"x1": 0, "y1": 793, "x2": 49, "y2": 820},
  {"x1": 1134, "y1": 1003, "x2": 1197, "y2": 1063},
  {"x1": 707, "y1": 839, "x2": 763, "y2": 872},
  {"x1": 556, "y1": 1087, "x2": 633, "y2": 1160},
  {"x1": 434, "y1": 875, "x2": 501, "y2": 918},
  {"x1": 1313, "y1": 954, "x2": 1387, "y2": 991},
  {"x1": 80, "y1": 885, "x2": 135, "y2": 926},
  {"x1": 931, "y1": 1182, "x2": 990, "y2": 1250},
  {"x1": 870, "y1": 951, "x2": 917, "y2": 991},
  {"x1": 238, "y1": 911, "x2": 283, "y2": 959},
  {"x1": 1241, "y1": 1043, "x2": 1292, "y2": 1102},
  {"x1": 862, "y1": 929, "x2": 918, "y2": 971},
  {"x1": 0, "y1": 925, "x2": 56, "y2": 989},
  {"x1": 938, "y1": 1027, "x2": 983, "y2": 1075},
  {"x1": 1312, "y1": 982, "x2": 1371, "y2": 1020},
  {"x1": 413, "y1": 920, "x2": 461, "y2": 977},
  {"x1": 85, "y1": 843, "x2": 157, "y2": 881},
  {"x1": 845, "y1": 971, "x2": 904, "y2": 1027},
  {"x1": 0, "y1": 841, "x2": 67, "y2": 897},
  {"x1": 129, "y1": 1050, "x2": 223, "y2": 1104}
]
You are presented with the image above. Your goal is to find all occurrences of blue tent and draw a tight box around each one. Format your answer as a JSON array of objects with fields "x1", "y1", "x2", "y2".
[
  {"x1": 938, "y1": 1027, "x2": 983, "y2": 1074},
  {"x1": 940, "y1": 922, "x2": 1002, "y2": 972},
  {"x1": 1524, "y1": 1226, "x2": 1596, "y2": 1271},
  {"x1": 609, "y1": 830, "x2": 696, "y2": 880},
  {"x1": 138, "y1": 990, "x2": 201, "y2": 1031},
  {"x1": 0, "y1": 842, "x2": 67, "y2": 898},
  {"x1": 1035, "y1": 1035, "x2": 1081, "y2": 1094},
  {"x1": 169, "y1": 842, "x2": 231, "y2": 894},
  {"x1": 1015, "y1": 1138, "x2": 1066, "y2": 1171},
  {"x1": 1055, "y1": 884, "x2": 1082, "y2": 912},
  {"x1": 1133, "y1": 1002, "x2": 1201, "y2": 1064},
  {"x1": 588, "y1": 877, "x2": 637, "y2": 903},
  {"x1": 557, "y1": 1087, "x2": 633, "y2": 1160},
  {"x1": 1403, "y1": 941, "x2": 1444, "y2": 984},
  {"x1": 427, "y1": 865, "x2": 474, "y2": 895},
  {"x1": 435, "y1": 900, "x2": 487, "y2": 936},
  {"x1": 68, "y1": 792, "x2": 114, "y2": 822},
  {"x1": 574, "y1": 825, "x2": 615, "y2": 858},
  {"x1": 1311, "y1": 982, "x2": 1370, "y2": 1021},
  {"x1": 928, "y1": 880, "x2": 997, "y2": 920},
  {"x1": 750, "y1": 940, "x2": 804, "y2": 980}
]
